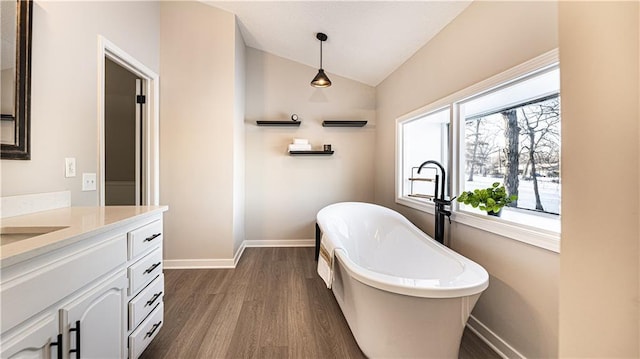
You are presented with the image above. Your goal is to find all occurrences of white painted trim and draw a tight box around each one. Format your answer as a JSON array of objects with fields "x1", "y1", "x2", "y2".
[
  {"x1": 244, "y1": 239, "x2": 315, "y2": 247},
  {"x1": 453, "y1": 211, "x2": 560, "y2": 253},
  {"x1": 466, "y1": 315, "x2": 526, "y2": 359},
  {"x1": 163, "y1": 258, "x2": 235, "y2": 269},
  {"x1": 1, "y1": 191, "x2": 71, "y2": 218},
  {"x1": 163, "y1": 240, "x2": 314, "y2": 269},
  {"x1": 97, "y1": 36, "x2": 160, "y2": 206},
  {"x1": 233, "y1": 241, "x2": 247, "y2": 267}
]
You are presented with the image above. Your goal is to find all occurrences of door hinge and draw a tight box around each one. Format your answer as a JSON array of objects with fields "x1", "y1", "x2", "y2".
[{"x1": 136, "y1": 95, "x2": 146, "y2": 104}]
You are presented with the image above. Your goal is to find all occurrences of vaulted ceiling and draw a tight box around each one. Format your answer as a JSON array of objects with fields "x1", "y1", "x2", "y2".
[{"x1": 205, "y1": 1, "x2": 472, "y2": 86}]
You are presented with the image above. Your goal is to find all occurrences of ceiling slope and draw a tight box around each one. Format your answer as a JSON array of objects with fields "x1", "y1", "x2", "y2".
[{"x1": 205, "y1": 1, "x2": 472, "y2": 86}]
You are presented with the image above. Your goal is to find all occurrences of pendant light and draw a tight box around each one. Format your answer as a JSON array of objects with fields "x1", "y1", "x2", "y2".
[{"x1": 311, "y1": 32, "x2": 332, "y2": 88}]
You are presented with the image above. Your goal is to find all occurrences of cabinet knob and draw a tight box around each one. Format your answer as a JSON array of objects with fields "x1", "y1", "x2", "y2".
[
  {"x1": 145, "y1": 291, "x2": 163, "y2": 307},
  {"x1": 144, "y1": 262, "x2": 161, "y2": 275},
  {"x1": 143, "y1": 233, "x2": 162, "y2": 242},
  {"x1": 145, "y1": 321, "x2": 162, "y2": 339}
]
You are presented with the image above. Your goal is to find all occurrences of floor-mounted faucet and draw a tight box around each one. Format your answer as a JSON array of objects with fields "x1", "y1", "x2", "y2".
[{"x1": 417, "y1": 160, "x2": 454, "y2": 245}]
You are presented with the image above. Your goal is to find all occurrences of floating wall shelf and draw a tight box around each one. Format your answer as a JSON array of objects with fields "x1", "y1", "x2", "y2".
[
  {"x1": 289, "y1": 150, "x2": 334, "y2": 156},
  {"x1": 322, "y1": 120, "x2": 367, "y2": 127},
  {"x1": 256, "y1": 120, "x2": 301, "y2": 127}
]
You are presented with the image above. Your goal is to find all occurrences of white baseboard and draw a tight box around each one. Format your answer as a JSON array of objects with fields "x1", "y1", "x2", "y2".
[
  {"x1": 466, "y1": 315, "x2": 525, "y2": 359},
  {"x1": 233, "y1": 241, "x2": 247, "y2": 267},
  {"x1": 163, "y1": 258, "x2": 235, "y2": 269},
  {"x1": 244, "y1": 239, "x2": 314, "y2": 247},
  {"x1": 164, "y1": 239, "x2": 314, "y2": 269}
]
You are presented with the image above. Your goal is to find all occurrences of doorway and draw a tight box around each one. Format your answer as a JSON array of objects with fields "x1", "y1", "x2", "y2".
[
  {"x1": 104, "y1": 58, "x2": 143, "y2": 205},
  {"x1": 98, "y1": 36, "x2": 160, "y2": 206}
]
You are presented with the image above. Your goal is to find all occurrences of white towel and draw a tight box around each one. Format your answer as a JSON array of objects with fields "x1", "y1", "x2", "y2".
[
  {"x1": 317, "y1": 234, "x2": 338, "y2": 288},
  {"x1": 293, "y1": 138, "x2": 309, "y2": 145},
  {"x1": 288, "y1": 144, "x2": 312, "y2": 151}
]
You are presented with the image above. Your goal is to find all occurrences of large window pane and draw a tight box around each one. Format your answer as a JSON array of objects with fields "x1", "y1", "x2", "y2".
[{"x1": 461, "y1": 67, "x2": 560, "y2": 215}]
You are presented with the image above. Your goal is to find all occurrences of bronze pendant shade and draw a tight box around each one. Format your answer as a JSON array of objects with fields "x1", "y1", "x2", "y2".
[{"x1": 311, "y1": 33, "x2": 331, "y2": 88}]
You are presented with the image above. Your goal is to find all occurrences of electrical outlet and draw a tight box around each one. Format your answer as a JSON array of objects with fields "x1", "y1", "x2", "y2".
[
  {"x1": 65, "y1": 158, "x2": 76, "y2": 177},
  {"x1": 82, "y1": 173, "x2": 97, "y2": 191}
]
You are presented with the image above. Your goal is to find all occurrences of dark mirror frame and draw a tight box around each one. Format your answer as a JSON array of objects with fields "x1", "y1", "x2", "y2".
[{"x1": 2, "y1": 0, "x2": 33, "y2": 160}]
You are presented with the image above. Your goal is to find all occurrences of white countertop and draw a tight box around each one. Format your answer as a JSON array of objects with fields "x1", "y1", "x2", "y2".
[{"x1": 0, "y1": 206, "x2": 168, "y2": 268}]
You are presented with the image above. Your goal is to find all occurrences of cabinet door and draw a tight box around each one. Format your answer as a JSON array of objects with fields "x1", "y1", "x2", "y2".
[
  {"x1": 1, "y1": 312, "x2": 61, "y2": 359},
  {"x1": 61, "y1": 271, "x2": 127, "y2": 359}
]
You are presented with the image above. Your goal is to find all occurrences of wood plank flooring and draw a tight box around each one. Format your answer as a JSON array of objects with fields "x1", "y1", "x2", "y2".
[{"x1": 140, "y1": 247, "x2": 500, "y2": 359}]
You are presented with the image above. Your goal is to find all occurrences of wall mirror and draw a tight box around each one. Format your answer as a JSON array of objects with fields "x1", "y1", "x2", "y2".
[{"x1": 1, "y1": 0, "x2": 32, "y2": 160}]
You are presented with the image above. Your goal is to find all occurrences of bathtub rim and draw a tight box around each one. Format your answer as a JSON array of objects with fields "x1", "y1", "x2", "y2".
[
  {"x1": 334, "y1": 249, "x2": 488, "y2": 298},
  {"x1": 318, "y1": 201, "x2": 489, "y2": 299}
]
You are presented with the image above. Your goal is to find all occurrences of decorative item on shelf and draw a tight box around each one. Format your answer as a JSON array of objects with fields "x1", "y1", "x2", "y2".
[
  {"x1": 323, "y1": 144, "x2": 331, "y2": 151},
  {"x1": 288, "y1": 138, "x2": 312, "y2": 152},
  {"x1": 310, "y1": 32, "x2": 331, "y2": 88},
  {"x1": 291, "y1": 114, "x2": 299, "y2": 122},
  {"x1": 322, "y1": 120, "x2": 367, "y2": 127},
  {"x1": 457, "y1": 182, "x2": 518, "y2": 217}
]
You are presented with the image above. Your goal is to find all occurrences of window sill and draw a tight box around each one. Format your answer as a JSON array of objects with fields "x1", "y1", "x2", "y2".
[{"x1": 396, "y1": 197, "x2": 560, "y2": 253}]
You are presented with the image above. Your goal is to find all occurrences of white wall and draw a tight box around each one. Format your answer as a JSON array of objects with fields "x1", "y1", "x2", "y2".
[
  {"x1": 0, "y1": 1, "x2": 160, "y2": 205},
  {"x1": 245, "y1": 48, "x2": 376, "y2": 243},
  {"x1": 558, "y1": 2, "x2": 639, "y2": 357},
  {"x1": 375, "y1": 2, "x2": 559, "y2": 357},
  {"x1": 160, "y1": 1, "x2": 244, "y2": 264}
]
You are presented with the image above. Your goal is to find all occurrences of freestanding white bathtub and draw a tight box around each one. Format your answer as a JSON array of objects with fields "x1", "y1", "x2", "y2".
[{"x1": 316, "y1": 202, "x2": 489, "y2": 358}]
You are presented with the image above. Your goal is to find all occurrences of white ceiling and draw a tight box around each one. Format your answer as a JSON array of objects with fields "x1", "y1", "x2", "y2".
[{"x1": 205, "y1": 1, "x2": 472, "y2": 86}]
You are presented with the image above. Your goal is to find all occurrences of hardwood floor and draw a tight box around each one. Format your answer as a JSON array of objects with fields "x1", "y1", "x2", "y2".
[{"x1": 140, "y1": 247, "x2": 500, "y2": 359}]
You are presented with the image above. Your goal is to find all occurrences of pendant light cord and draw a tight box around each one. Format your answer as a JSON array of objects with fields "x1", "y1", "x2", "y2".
[{"x1": 319, "y1": 40, "x2": 323, "y2": 69}]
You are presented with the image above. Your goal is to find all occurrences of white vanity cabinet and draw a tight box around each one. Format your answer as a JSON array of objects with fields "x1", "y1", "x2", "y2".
[
  {"x1": 60, "y1": 271, "x2": 128, "y2": 359},
  {"x1": 0, "y1": 311, "x2": 60, "y2": 359},
  {"x1": 0, "y1": 207, "x2": 167, "y2": 359},
  {"x1": 125, "y1": 220, "x2": 164, "y2": 359}
]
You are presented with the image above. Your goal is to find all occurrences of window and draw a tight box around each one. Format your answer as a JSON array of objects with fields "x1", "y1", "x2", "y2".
[
  {"x1": 396, "y1": 50, "x2": 560, "y2": 252},
  {"x1": 398, "y1": 107, "x2": 450, "y2": 202}
]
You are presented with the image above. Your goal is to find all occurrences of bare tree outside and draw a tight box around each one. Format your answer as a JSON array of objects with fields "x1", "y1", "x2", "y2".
[
  {"x1": 518, "y1": 97, "x2": 560, "y2": 211},
  {"x1": 502, "y1": 109, "x2": 520, "y2": 208},
  {"x1": 465, "y1": 118, "x2": 499, "y2": 181},
  {"x1": 464, "y1": 95, "x2": 561, "y2": 214}
]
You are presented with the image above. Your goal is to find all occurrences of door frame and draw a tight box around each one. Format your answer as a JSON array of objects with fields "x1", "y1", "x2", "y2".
[{"x1": 97, "y1": 36, "x2": 160, "y2": 206}]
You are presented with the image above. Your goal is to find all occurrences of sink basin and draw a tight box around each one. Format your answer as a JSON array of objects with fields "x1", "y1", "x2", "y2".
[{"x1": 0, "y1": 226, "x2": 69, "y2": 246}]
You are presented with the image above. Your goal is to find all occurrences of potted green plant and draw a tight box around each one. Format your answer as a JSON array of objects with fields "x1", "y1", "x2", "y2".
[{"x1": 457, "y1": 182, "x2": 518, "y2": 216}]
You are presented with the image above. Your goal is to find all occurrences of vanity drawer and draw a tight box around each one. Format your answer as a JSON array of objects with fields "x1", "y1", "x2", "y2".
[
  {"x1": 1, "y1": 235, "x2": 127, "y2": 332},
  {"x1": 129, "y1": 274, "x2": 164, "y2": 330},
  {"x1": 128, "y1": 220, "x2": 163, "y2": 260},
  {"x1": 128, "y1": 248, "x2": 162, "y2": 296},
  {"x1": 129, "y1": 302, "x2": 163, "y2": 359}
]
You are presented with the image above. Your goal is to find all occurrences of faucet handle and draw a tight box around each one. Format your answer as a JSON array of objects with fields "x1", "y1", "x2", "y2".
[
  {"x1": 443, "y1": 209, "x2": 452, "y2": 224},
  {"x1": 435, "y1": 197, "x2": 455, "y2": 206}
]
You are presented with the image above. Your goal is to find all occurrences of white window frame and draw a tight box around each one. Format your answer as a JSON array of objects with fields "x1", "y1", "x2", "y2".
[{"x1": 395, "y1": 49, "x2": 560, "y2": 253}]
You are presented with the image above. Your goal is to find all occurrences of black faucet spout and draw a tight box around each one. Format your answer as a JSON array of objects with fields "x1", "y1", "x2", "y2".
[
  {"x1": 417, "y1": 160, "x2": 451, "y2": 245},
  {"x1": 417, "y1": 160, "x2": 446, "y2": 200}
]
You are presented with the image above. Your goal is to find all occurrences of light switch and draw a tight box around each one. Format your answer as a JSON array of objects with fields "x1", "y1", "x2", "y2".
[
  {"x1": 65, "y1": 158, "x2": 76, "y2": 177},
  {"x1": 82, "y1": 173, "x2": 97, "y2": 191}
]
